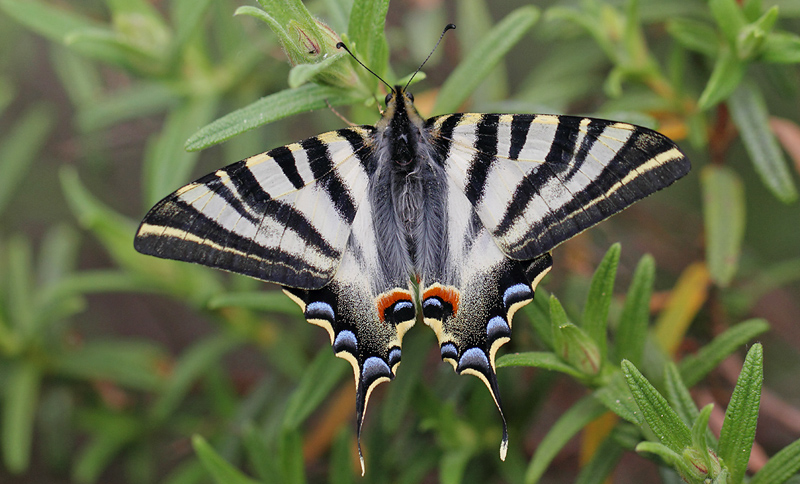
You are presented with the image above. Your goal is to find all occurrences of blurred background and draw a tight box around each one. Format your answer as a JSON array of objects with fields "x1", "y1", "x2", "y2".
[{"x1": 0, "y1": 0, "x2": 799, "y2": 483}]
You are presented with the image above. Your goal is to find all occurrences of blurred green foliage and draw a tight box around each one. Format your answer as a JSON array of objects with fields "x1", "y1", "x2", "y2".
[{"x1": 0, "y1": 0, "x2": 799, "y2": 483}]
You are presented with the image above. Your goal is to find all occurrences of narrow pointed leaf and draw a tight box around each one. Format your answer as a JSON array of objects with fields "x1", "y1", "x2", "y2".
[
  {"x1": 622, "y1": 360, "x2": 691, "y2": 454},
  {"x1": 347, "y1": 0, "x2": 390, "y2": 81},
  {"x1": 435, "y1": 6, "x2": 539, "y2": 114},
  {"x1": 185, "y1": 84, "x2": 363, "y2": 151},
  {"x1": 666, "y1": 19, "x2": 719, "y2": 57},
  {"x1": 582, "y1": 243, "x2": 619, "y2": 360},
  {"x1": 0, "y1": 103, "x2": 55, "y2": 215},
  {"x1": 192, "y1": 435, "x2": 261, "y2": 484},
  {"x1": 1, "y1": 362, "x2": 40, "y2": 474},
  {"x1": 663, "y1": 362, "x2": 699, "y2": 427},
  {"x1": 709, "y1": 0, "x2": 747, "y2": 45},
  {"x1": 497, "y1": 351, "x2": 585, "y2": 379},
  {"x1": 615, "y1": 254, "x2": 654, "y2": 366},
  {"x1": 282, "y1": 351, "x2": 347, "y2": 430},
  {"x1": 697, "y1": 47, "x2": 745, "y2": 110},
  {"x1": 144, "y1": 97, "x2": 219, "y2": 206},
  {"x1": 750, "y1": 437, "x2": 800, "y2": 484},
  {"x1": 679, "y1": 318, "x2": 769, "y2": 387},
  {"x1": 701, "y1": 165, "x2": 746, "y2": 287},
  {"x1": 524, "y1": 396, "x2": 607, "y2": 484},
  {"x1": 728, "y1": 82, "x2": 798, "y2": 203},
  {"x1": 718, "y1": 343, "x2": 763, "y2": 484},
  {"x1": 593, "y1": 372, "x2": 643, "y2": 425}
]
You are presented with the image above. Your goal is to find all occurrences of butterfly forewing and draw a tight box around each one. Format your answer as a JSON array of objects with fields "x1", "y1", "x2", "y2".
[
  {"x1": 134, "y1": 127, "x2": 375, "y2": 289},
  {"x1": 432, "y1": 113, "x2": 690, "y2": 260}
]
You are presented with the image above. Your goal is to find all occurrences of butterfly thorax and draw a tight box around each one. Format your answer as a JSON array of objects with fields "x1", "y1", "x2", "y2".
[{"x1": 370, "y1": 87, "x2": 449, "y2": 286}]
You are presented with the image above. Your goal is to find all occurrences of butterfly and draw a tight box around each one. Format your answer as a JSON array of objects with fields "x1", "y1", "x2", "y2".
[{"x1": 134, "y1": 33, "x2": 690, "y2": 473}]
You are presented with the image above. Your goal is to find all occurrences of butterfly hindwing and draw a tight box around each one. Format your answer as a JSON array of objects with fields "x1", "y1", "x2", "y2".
[
  {"x1": 431, "y1": 113, "x2": 690, "y2": 260},
  {"x1": 284, "y1": 194, "x2": 415, "y2": 475},
  {"x1": 421, "y1": 173, "x2": 553, "y2": 459},
  {"x1": 134, "y1": 127, "x2": 375, "y2": 289}
]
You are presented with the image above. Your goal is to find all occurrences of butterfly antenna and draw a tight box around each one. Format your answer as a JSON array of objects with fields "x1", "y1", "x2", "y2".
[
  {"x1": 336, "y1": 41, "x2": 394, "y2": 93},
  {"x1": 403, "y1": 23, "x2": 456, "y2": 92}
]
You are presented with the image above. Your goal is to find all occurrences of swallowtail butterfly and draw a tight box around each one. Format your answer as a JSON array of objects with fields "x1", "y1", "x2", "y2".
[{"x1": 134, "y1": 28, "x2": 690, "y2": 472}]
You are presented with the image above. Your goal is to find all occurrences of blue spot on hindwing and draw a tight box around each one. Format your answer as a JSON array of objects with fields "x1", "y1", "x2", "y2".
[
  {"x1": 362, "y1": 357, "x2": 392, "y2": 383},
  {"x1": 457, "y1": 347, "x2": 491, "y2": 373},
  {"x1": 422, "y1": 297, "x2": 444, "y2": 320},
  {"x1": 486, "y1": 316, "x2": 511, "y2": 341},
  {"x1": 333, "y1": 330, "x2": 357, "y2": 354},
  {"x1": 306, "y1": 301, "x2": 335, "y2": 321},
  {"x1": 391, "y1": 300, "x2": 415, "y2": 323},
  {"x1": 503, "y1": 283, "x2": 532, "y2": 309},
  {"x1": 440, "y1": 342, "x2": 458, "y2": 361},
  {"x1": 388, "y1": 347, "x2": 401, "y2": 367}
]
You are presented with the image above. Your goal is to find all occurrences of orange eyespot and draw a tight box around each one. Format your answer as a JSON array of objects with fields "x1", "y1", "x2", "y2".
[{"x1": 423, "y1": 285, "x2": 460, "y2": 316}]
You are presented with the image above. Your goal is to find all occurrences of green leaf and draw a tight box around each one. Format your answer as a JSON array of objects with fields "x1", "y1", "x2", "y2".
[
  {"x1": 736, "y1": 6, "x2": 779, "y2": 60},
  {"x1": 282, "y1": 350, "x2": 347, "y2": 430},
  {"x1": 170, "y1": 0, "x2": 214, "y2": 55},
  {"x1": 709, "y1": 0, "x2": 748, "y2": 45},
  {"x1": 347, "y1": 0, "x2": 390, "y2": 81},
  {"x1": 1, "y1": 361, "x2": 40, "y2": 474},
  {"x1": 635, "y1": 441, "x2": 701, "y2": 481},
  {"x1": 206, "y1": 291, "x2": 302, "y2": 316},
  {"x1": 278, "y1": 428, "x2": 307, "y2": 484},
  {"x1": 0, "y1": 103, "x2": 55, "y2": 215},
  {"x1": 50, "y1": 340, "x2": 168, "y2": 391},
  {"x1": 497, "y1": 351, "x2": 585, "y2": 379},
  {"x1": 288, "y1": 53, "x2": 347, "y2": 88},
  {"x1": 192, "y1": 435, "x2": 261, "y2": 484},
  {"x1": 679, "y1": 318, "x2": 769, "y2": 387},
  {"x1": 614, "y1": 254, "x2": 654, "y2": 366},
  {"x1": 434, "y1": 5, "x2": 539, "y2": 114},
  {"x1": 718, "y1": 343, "x2": 763, "y2": 484},
  {"x1": 72, "y1": 410, "x2": 143, "y2": 483},
  {"x1": 750, "y1": 437, "x2": 800, "y2": 484},
  {"x1": 697, "y1": 47, "x2": 745, "y2": 110},
  {"x1": 593, "y1": 372, "x2": 643, "y2": 425},
  {"x1": 0, "y1": 77, "x2": 13, "y2": 116},
  {"x1": 728, "y1": 82, "x2": 799, "y2": 203},
  {"x1": 6, "y1": 236, "x2": 34, "y2": 341},
  {"x1": 76, "y1": 82, "x2": 178, "y2": 132},
  {"x1": 523, "y1": 287, "x2": 552, "y2": 348},
  {"x1": 761, "y1": 31, "x2": 800, "y2": 63},
  {"x1": 151, "y1": 334, "x2": 241, "y2": 421},
  {"x1": 701, "y1": 165, "x2": 746, "y2": 287},
  {"x1": 243, "y1": 425, "x2": 279, "y2": 482},
  {"x1": 663, "y1": 362, "x2": 699, "y2": 428},
  {"x1": 330, "y1": 428, "x2": 355, "y2": 484},
  {"x1": 143, "y1": 96, "x2": 219, "y2": 207},
  {"x1": 0, "y1": 0, "x2": 102, "y2": 45},
  {"x1": 666, "y1": 18, "x2": 720, "y2": 57},
  {"x1": 622, "y1": 360, "x2": 691, "y2": 454},
  {"x1": 582, "y1": 243, "x2": 620, "y2": 360},
  {"x1": 456, "y1": 0, "x2": 508, "y2": 104},
  {"x1": 524, "y1": 396, "x2": 607, "y2": 484},
  {"x1": 691, "y1": 404, "x2": 713, "y2": 452},
  {"x1": 185, "y1": 84, "x2": 363, "y2": 151}
]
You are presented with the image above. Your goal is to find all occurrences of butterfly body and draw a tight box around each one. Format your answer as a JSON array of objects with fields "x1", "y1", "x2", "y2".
[{"x1": 135, "y1": 83, "x2": 689, "y2": 472}]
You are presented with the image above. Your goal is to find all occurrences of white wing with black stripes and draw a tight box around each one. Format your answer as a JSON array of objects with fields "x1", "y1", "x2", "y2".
[
  {"x1": 135, "y1": 128, "x2": 375, "y2": 289},
  {"x1": 430, "y1": 113, "x2": 689, "y2": 260}
]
